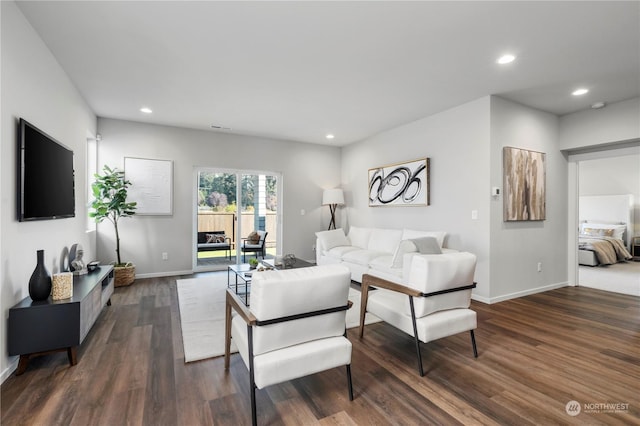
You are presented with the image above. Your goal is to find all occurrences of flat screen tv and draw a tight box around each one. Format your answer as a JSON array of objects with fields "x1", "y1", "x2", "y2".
[{"x1": 17, "y1": 118, "x2": 75, "y2": 221}]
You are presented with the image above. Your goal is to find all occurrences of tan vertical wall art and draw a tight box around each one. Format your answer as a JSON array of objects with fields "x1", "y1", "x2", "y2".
[{"x1": 503, "y1": 147, "x2": 546, "y2": 221}]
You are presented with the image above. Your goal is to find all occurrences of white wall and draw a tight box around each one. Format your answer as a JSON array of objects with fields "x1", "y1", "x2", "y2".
[
  {"x1": 560, "y1": 97, "x2": 640, "y2": 288},
  {"x1": 489, "y1": 97, "x2": 567, "y2": 301},
  {"x1": 342, "y1": 96, "x2": 568, "y2": 303},
  {"x1": 559, "y1": 97, "x2": 640, "y2": 150},
  {"x1": 342, "y1": 97, "x2": 493, "y2": 300},
  {"x1": 1, "y1": 1, "x2": 97, "y2": 382},
  {"x1": 96, "y1": 118, "x2": 341, "y2": 276},
  {"x1": 579, "y1": 154, "x2": 640, "y2": 235}
]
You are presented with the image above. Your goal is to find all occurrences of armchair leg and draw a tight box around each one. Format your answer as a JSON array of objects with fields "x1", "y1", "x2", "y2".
[
  {"x1": 359, "y1": 281, "x2": 370, "y2": 338},
  {"x1": 346, "y1": 364, "x2": 354, "y2": 401},
  {"x1": 248, "y1": 326, "x2": 257, "y2": 426},
  {"x1": 409, "y1": 296, "x2": 424, "y2": 377},
  {"x1": 470, "y1": 330, "x2": 478, "y2": 358}
]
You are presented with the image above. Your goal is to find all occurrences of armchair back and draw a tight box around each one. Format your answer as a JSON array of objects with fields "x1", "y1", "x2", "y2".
[
  {"x1": 406, "y1": 252, "x2": 477, "y2": 317},
  {"x1": 249, "y1": 265, "x2": 351, "y2": 355}
]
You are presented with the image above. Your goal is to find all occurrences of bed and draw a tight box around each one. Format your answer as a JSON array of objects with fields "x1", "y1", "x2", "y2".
[{"x1": 579, "y1": 195, "x2": 634, "y2": 266}]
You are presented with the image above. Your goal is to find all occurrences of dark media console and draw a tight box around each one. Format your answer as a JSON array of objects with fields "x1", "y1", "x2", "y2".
[{"x1": 7, "y1": 265, "x2": 114, "y2": 375}]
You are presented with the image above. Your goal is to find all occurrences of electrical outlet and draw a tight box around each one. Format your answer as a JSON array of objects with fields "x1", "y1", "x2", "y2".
[
  {"x1": 537, "y1": 262, "x2": 542, "y2": 272},
  {"x1": 162, "y1": 252, "x2": 168, "y2": 260}
]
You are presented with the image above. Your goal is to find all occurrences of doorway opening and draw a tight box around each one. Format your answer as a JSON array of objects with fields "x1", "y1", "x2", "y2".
[
  {"x1": 568, "y1": 142, "x2": 639, "y2": 296},
  {"x1": 194, "y1": 168, "x2": 281, "y2": 271}
]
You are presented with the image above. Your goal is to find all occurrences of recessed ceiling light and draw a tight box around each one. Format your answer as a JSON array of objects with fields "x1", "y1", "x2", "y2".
[
  {"x1": 496, "y1": 54, "x2": 516, "y2": 65},
  {"x1": 591, "y1": 101, "x2": 606, "y2": 109},
  {"x1": 140, "y1": 107, "x2": 153, "y2": 114},
  {"x1": 326, "y1": 134, "x2": 335, "y2": 139},
  {"x1": 572, "y1": 88, "x2": 589, "y2": 96}
]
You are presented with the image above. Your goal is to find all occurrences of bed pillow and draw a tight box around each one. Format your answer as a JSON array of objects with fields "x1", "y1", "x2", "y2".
[
  {"x1": 315, "y1": 228, "x2": 349, "y2": 251},
  {"x1": 582, "y1": 228, "x2": 614, "y2": 237},
  {"x1": 581, "y1": 223, "x2": 625, "y2": 240}
]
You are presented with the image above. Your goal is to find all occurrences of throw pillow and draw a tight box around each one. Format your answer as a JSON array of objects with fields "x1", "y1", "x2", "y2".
[
  {"x1": 411, "y1": 236, "x2": 443, "y2": 254},
  {"x1": 391, "y1": 240, "x2": 418, "y2": 268},
  {"x1": 206, "y1": 234, "x2": 227, "y2": 243},
  {"x1": 248, "y1": 231, "x2": 260, "y2": 244},
  {"x1": 582, "y1": 228, "x2": 614, "y2": 237},
  {"x1": 315, "y1": 228, "x2": 349, "y2": 251}
]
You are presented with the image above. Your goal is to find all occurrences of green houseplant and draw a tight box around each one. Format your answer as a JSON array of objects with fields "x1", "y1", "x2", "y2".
[{"x1": 89, "y1": 165, "x2": 137, "y2": 286}]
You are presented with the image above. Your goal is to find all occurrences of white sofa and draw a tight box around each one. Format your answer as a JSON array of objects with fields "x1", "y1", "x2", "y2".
[{"x1": 315, "y1": 226, "x2": 456, "y2": 284}]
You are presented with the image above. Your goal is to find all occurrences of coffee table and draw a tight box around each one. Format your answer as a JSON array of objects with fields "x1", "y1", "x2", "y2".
[{"x1": 227, "y1": 258, "x2": 315, "y2": 305}]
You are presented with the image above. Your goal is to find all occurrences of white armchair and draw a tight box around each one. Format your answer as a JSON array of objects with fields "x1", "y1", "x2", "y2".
[
  {"x1": 359, "y1": 252, "x2": 478, "y2": 376},
  {"x1": 225, "y1": 264, "x2": 354, "y2": 426}
]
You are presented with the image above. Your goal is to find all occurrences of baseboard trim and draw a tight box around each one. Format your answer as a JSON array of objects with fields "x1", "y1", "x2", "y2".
[
  {"x1": 472, "y1": 281, "x2": 570, "y2": 304},
  {"x1": 135, "y1": 270, "x2": 193, "y2": 279},
  {"x1": 1, "y1": 358, "x2": 19, "y2": 385}
]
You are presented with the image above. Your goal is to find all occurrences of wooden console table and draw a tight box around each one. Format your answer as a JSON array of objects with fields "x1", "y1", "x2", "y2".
[{"x1": 7, "y1": 265, "x2": 114, "y2": 375}]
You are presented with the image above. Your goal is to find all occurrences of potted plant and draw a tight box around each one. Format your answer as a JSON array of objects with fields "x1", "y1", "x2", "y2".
[{"x1": 89, "y1": 165, "x2": 137, "y2": 287}]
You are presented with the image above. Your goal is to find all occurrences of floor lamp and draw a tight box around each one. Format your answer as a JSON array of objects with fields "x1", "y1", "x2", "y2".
[{"x1": 322, "y1": 189, "x2": 344, "y2": 230}]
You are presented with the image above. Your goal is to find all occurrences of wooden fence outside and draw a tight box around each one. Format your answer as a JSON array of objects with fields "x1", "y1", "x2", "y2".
[{"x1": 197, "y1": 211, "x2": 277, "y2": 247}]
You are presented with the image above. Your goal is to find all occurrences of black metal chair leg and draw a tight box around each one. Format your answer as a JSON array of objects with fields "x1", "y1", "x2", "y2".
[
  {"x1": 409, "y1": 296, "x2": 424, "y2": 376},
  {"x1": 248, "y1": 326, "x2": 257, "y2": 426},
  {"x1": 470, "y1": 330, "x2": 478, "y2": 358},
  {"x1": 346, "y1": 364, "x2": 354, "y2": 401}
]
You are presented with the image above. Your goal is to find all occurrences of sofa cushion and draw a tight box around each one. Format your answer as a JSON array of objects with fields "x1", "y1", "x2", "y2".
[
  {"x1": 402, "y1": 229, "x2": 446, "y2": 248},
  {"x1": 325, "y1": 245, "x2": 359, "y2": 260},
  {"x1": 369, "y1": 254, "x2": 393, "y2": 269},
  {"x1": 315, "y1": 228, "x2": 349, "y2": 251},
  {"x1": 368, "y1": 255, "x2": 403, "y2": 281},
  {"x1": 367, "y1": 289, "x2": 476, "y2": 343},
  {"x1": 368, "y1": 229, "x2": 403, "y2": 254},
  {"x1": 198, "y1": 242, "x2": 230, "y2": 249},
  {"x1": 348, "y1": 226, "x2": 371, "y2": 249},
  {"x1": 342, "y1": 249, "x2": 386, "y2": 266}
]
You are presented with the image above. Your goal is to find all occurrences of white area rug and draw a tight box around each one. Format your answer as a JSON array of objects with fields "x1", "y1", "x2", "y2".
[{"x1": 176, "y1": 275, "x2": 380, "y2": 363}]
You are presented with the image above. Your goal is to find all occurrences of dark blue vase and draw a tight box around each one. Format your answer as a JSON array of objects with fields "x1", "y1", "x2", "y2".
[{"x1": 29, "y1": 250, "x2": 51, "y2": 301}]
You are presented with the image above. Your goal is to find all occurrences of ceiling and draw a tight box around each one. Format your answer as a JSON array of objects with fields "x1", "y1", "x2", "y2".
[{"x1": 16, "y1": 1, "x2": 640, "y2": 147}]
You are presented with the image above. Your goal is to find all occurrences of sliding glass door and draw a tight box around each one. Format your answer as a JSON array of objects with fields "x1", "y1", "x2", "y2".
[{"x1": 195, "y1": 168, "x2": 280, "y2": 271}]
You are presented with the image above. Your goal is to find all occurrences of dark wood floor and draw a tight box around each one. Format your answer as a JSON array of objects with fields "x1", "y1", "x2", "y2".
[{"x1": 2, "y1": 274, "x2": 639, "y2": 425}]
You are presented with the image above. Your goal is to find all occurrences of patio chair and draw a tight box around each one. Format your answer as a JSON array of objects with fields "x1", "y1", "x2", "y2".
[{"x1": 241, "y1": 230, "x2": 268, "y2": 262}]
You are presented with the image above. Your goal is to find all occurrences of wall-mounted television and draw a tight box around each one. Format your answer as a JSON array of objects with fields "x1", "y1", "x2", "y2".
[{"x1": 17, "y1": 118, "x2": 75, "y2": 221}]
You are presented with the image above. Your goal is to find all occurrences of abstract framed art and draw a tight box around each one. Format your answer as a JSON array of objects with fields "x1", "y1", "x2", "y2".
[
  {"x1": 503, "y1": 147, "x2": 546, "y2": 221},
  {"x1": 368, "y1": 158, "x2": 429, "y2": 207}
]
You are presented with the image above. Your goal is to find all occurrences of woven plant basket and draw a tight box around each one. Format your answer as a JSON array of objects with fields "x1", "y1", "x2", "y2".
[{"x1": 114, "y1": 263, "x2": 135, "y2": 287}]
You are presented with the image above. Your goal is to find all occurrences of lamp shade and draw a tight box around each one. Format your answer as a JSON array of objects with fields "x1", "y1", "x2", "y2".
[{"x1": 322, "y1": 188, "x2": 344, "y2": 205}]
